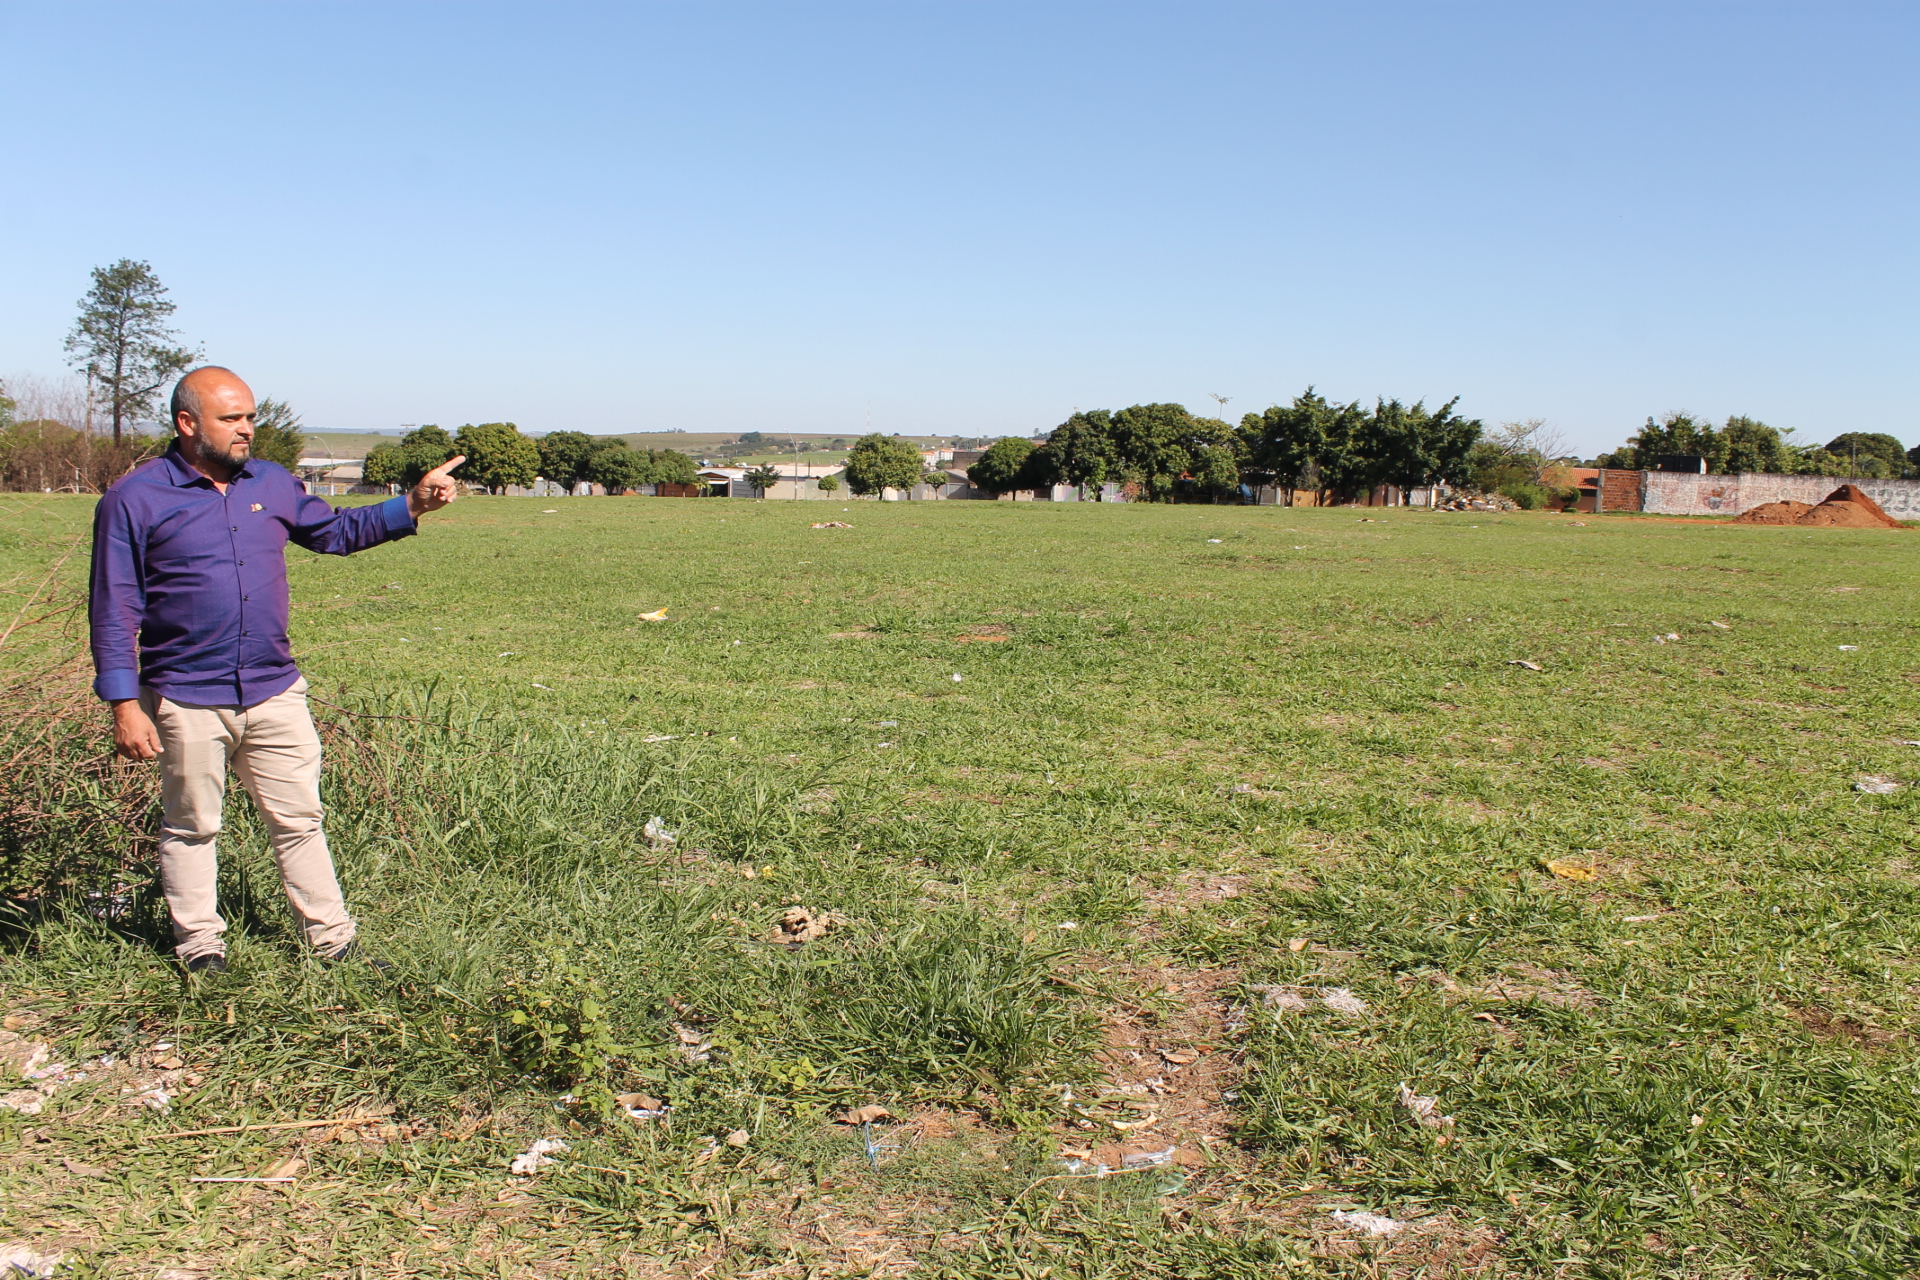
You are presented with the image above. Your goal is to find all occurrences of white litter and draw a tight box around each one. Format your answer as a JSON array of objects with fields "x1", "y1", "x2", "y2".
[
  {"x1": 1397, "y1": 1082, "x2": 1454, "y2": 1130},
  {"x1": 1329, "y1": 1209, "x2": 1406, "y2": 1237},
  {"x1": 509, "y1": 1137, "x2": 568, "y2": 1175},
  {"x1": 541, "y1": 509, "x2": 557, "y2": 513},
  {"x1": 1855, "y1": 775, "x2": 1905, "y2": 794},
  {"x1": 132, "y1": 1088, "x2": 171, "y2": 1112},
  {"x1": 0, "y1": 1243, "x2": 64, "y2": 1278},
  {"x1": 530, "y1": 683, "x2": 552, "y2": 690},
  {"x1": 1508, "y1": 660, "x2": 1543, "y2": 671},
  {"x1": 497, "y1": 652, "x2": 516, "y2": 657},
  {"x1": 643, "y1": 817, "x2": 678, "y2": 848},
  {"x1": 878, "y1": 720, "x2": 897, "y2": 727},
  {"x1": 1247, "y1": 985, "x2": 1310, "y2": 1013},
  {"x1": 1056, "y1": 921, "x2": 1079, "y2": 931},
  {"x1": 1122, "y1": 1145, "x2": 1178, "y2": 1169},
  {"x1": 1207, "y1": 538, "x2": 1222, "y2": 544},
  {"x1": 1710, "y1": 621, "x2": 1731, "y2": 629},
  {"x1": 1665, "y1": 632, "x2": 1680, "y2": 641},
  {"x1": 641, "y1": 734, "x2": 678, "y2": 743},
  {"x1": 1839, "y1": 645, "x2": 1859, "y2": 651},
  {"x1": 950, "y1": 673, "x2": 963, "y2": 682},
  {"x1": 1318, "y1": 988, "x2": 1369, "y2": 1018},
  {"x1": 877, "y1": 742, "x2": 895, "y2": 749},
  {"x1": 1899, "y1": 741, "x2": 1920, "y2": 747},
  {"x1": 0, "y1": 1090, "x2": 45, "y2": 1115}
]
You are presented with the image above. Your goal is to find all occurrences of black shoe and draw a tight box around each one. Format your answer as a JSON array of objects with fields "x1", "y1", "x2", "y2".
[
  {"x1": 183, "y1": 953, "x2": 228, "y2": 975},
  {"x1": 322, "y1": 940, "x2": 393, "y2": 974}
]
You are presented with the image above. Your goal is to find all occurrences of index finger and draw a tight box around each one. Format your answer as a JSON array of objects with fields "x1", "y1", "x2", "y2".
[{"x1": 425, "y1": 454, "x2": 467, "y2": 478}]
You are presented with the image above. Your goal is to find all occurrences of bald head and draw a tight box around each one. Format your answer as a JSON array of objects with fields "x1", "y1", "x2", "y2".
[
  {"x1": 170, "y1": 367, "x2": 257, "y2": 481},
  {"x1": 171, "y1": 366, "x2": 252, "y2": 431}
]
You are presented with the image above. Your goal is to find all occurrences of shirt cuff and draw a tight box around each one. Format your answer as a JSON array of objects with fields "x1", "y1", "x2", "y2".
[
  {"x1": 379, "y1": 495, "x2": 418, "y2": 537},
  {"x1": 94, "y1": 669, "x2": 142, "y2": 702}
]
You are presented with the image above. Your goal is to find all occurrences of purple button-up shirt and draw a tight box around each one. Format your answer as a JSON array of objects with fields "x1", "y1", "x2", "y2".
[{"x1": 89, "y1": 445, "x2": 417, "y2": 707}]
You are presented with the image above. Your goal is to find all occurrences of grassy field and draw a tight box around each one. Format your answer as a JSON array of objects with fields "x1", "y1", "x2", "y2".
[{"x1": 1, "y1": 493, "x2": 1916, "y2": 1278}]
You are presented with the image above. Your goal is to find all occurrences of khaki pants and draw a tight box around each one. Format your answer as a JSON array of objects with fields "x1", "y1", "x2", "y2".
[{"x1": 140, "y1": 678, "x2": 355, "y2": 962}]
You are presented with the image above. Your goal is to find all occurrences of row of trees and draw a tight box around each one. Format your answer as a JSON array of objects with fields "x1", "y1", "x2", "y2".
[
  {"x1": 363, "y1": 424, "x2": 701, "y2": 495},
  {"x1": 1598, "y1": 413, "x2": 1919, "y2": 479},
  {"x1": 964, "y1": 392, "x2": 1484, "y2": 504}
]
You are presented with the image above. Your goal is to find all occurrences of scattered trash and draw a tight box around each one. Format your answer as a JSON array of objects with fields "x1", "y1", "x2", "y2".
[
  {"x1": 773, "y1": 907, "x2": 846, "y2": 946},
  {"x1": 1122, "y1": 1145, "x2": 1178, "y2": 1169},
  {"x1": 810, "y1": 521, "x2": 853, "y2": 529},
  {"x1": 1397, "y1": 1082, "x2": 1455, "y2": 1131},
  {"x1": 876, "y1": 741, "x2": 895, "y2": 748},
  {"x1": 541, "y1": 509, "x2": 557, "y2": 513},
  {"x1": 723, "y1": 1128, "x2": 751, "y2": 1147},
  {"x1": 1710, "y1": 621, "x2": 1731, "y2": 629},
  {"x1": 1231, "y1": 783, "x2": 1255, "y2": 793},
  {"x1": 130, "y1": 1088, "x2": 172, "y2": 1113},
  {"x1": 1329, "y1": 1209, "x2": 1406, "y2": 1237},
  {"x1": 0, "y1": 1243, "x2": 64, "y2": 1278},
  {"x1": 878, "y1": 720, "x2": 897, "y2": 727},
  {"x1": 949, "y1": 673, "x2": 963, "y2": 682},
  {"x1": 673, "y1": 1024, "x2": 712, "y2": 1063},
  {"x1": 642, "y1": 816, "x2": 678, "y2": 848},
  {"x1": 615, "y1": 1093, "x2": 669, "y2": 1120},
  {"x1": 0, "y1": 1090, "x2": 45, "y2": 1115},
  {"x1": 1288, "y1": 937, "x2": 1309, "y2": 952},
  {"x1": 1248, "y1": 985, "x2": 1310, "y2": 1013},
  {"x1": 1057, "y1": 1156, "x2": 1109, "y2": 1176},
  {"x1": 640, "y1": 734, "x2": 679, "y2": 743},
  {"x1": 1665, "y1": 632, "x2": 1680, "y2": 641},
  {"x1": 1158, "y1": 1048, "x2": 1199, "y2": 1066},
  {"x1": 1899, "y1": 740, "x2": 1920, "y2": 747},
  {"x1": 1508, "y1": 660, "x2": 1543, "y2": 671},
  {"x1": 638, "y1": 608, "x2": 669, "y2": 622},
  {"x1": 61, "y1": 1156, "x2": 106, "y2": 1178},
  {"x1": 1055, "y1": 921, "x2": 1079, "y2": 931},
  {"x1": 1855, "y1": 775, "x2": 1905, "y2": 794},
  {"x1": 1622, "y1": 914, "x2": 1661, "y2": 923},
  {"x1": 1545, "y1": 858, "x2": 1596, "y2": 881},
  {"x1": 1207, "y1": 538, "x2": 1222, "y2": 543},
  {"x1": 509, "y1": 1137, "x2": 567, "y2": 1175},
  {"x1": 497, "y1": 651, "x2": 516, "y2": 657},
  {"x1": 1838, "y1": 645, "x2": 1859, "y2": 651},
  {"x1": 1318, "y1": 988, "x2": 1369, "y2": 1018},
  {"x1": 837, "y1": 1104, "x2": 891, "y2": 1125},
  {"x1": 530, "y1": 683, "x2": 552, "y2": 690}
]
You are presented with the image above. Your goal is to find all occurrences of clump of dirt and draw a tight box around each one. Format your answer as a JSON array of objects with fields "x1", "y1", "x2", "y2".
[{"x1": 1736, "y1": 485, "x2": 1906, "y2": 529}]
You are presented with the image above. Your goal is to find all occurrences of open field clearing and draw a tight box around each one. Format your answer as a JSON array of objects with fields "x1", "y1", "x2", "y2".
[{"x1": 2, "y1": 495, "x2": 1917, "y2": 1278}]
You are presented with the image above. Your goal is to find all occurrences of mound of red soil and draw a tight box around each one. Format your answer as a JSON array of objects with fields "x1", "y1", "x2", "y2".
[{"x1": 1735, "y1": 485, "x2": 1905, "y2": 529}]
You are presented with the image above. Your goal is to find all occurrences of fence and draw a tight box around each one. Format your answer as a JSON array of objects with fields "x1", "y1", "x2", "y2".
[{"x1": 1597, "y1": 469, "x2": 1920, "y2": 518}]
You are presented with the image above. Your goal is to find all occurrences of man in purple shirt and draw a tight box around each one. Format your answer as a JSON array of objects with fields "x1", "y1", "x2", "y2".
[{"x1": 90, "y1": 366, "x2": 464, "y2": 975}]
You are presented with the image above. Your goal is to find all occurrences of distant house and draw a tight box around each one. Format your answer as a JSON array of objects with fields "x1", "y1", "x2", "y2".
[{"x1": 702, "y1": 464, "x2": 848, "y2": 500}]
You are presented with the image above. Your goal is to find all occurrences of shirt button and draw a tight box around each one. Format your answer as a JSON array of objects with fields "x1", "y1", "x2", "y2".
[{"x1": 231, "y1": 526, "x2": 238, "y2": 531}]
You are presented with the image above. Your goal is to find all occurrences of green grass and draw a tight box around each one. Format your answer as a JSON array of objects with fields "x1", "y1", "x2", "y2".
[{"x1": 1, "y1": 494, "x2": 1916, "y2": 1277}]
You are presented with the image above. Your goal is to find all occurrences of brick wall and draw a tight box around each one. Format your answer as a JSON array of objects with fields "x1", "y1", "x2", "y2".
[{"x1": 1596, "y1": 469, "x2": 1643, "y2": 513}]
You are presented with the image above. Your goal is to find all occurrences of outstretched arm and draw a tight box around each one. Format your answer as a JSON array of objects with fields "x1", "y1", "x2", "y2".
[{"x1": 289, "y1": 455, "x2": 468, "y2": 555}]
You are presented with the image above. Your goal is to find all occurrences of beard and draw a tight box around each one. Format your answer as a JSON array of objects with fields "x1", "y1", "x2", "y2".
[{"x1": 201, "y1": 436, "x2": 253, "y2": 473}]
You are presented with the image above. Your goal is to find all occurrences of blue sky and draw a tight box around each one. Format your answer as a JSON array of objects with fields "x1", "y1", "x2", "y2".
[{"x1": 2, "y1": 2, "x2": 1914, "y2": 455}]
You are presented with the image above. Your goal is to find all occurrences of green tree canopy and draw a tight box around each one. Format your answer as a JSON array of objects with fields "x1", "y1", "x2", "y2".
[
  {"x1": 1823, "y1": 432, "x2": 1910, "y2": 478},
  {"x1": 967, "y1": 437, "x2": 1036, "y2": 493},
  {"x1": 538, "y1": 431, "x2": 601, "y2": 490},
  {"x1": 249, "y1": 397, "x2": 307, "y2": 469},
  {"x1": 65, "y1": 259, "x2": 200, "y2": 443},
  {"x1": 743, "y1": 464, "x2": 782, "y2": 496},
  {"x1": 1719, "y1": 416, "x2": 1793, "y2": 474},
  {"x1": 817, "y1": 472, "x2": 840, "y2": 493},
  {"x1": 1359, "y1": 397, "x2": 1482, "y2": 496},
  {"x1": 363, "y1": 424, "x2": 458, "y2": 489},
  {"x1": 844, "y1": 434, "x2": 923, "y2": 496},
  {"x1": 588, "y1": 444, "x2": 650, "y2": 494},
  {"x1": 454, "y1": 422, "x2": 540, "y2": 494},
  {"x1": 1044, "y1": 410, "x2": 1119, "y2": 489},
  {"x1": 647, "y1": 449, "x2": 700, "y2": 486}
]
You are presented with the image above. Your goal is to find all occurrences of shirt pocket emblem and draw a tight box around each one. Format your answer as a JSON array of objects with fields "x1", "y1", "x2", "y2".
[{"x1": 250, "y1": 503, "x2": 263, "y2": 512}]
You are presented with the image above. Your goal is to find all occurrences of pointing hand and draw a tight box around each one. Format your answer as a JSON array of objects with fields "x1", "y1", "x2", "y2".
[{"x1": 408, "y1": 455, "x2": 467, "y2": 518}]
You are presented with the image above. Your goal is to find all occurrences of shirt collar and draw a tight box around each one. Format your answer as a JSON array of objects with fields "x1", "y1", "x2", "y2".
[{"x1": 162, "y1": 442, "x2": 255, "y2": 487}]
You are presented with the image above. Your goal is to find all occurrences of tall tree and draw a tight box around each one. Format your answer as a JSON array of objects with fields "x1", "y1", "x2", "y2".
[
  {"x1": 743, "y1": 464, "x2": 782, "y2": 497},
  {"x1": 967, "y1": 437, "x2": 1036, "y2": 493},
  {"x1": 1823, "y1": 432, "x2": 1910, "y2": 478},
  {"x1": 455, "y1": 422, "x2": 541, "y2": 494},
  {"x1": 1718, "y1": 416, "x2": 1791, "y2": 474},
  {"x1": 843, "y1": 434, "x2": 923, "y2": 496},
  {"x1": 64, "y1": 259, "x2": 200, "y2": 443},
  {"x1": 588, "y1": 445, "x2": 650, "y2": 494},
  {"x1": 1359, "y1": 398, "x2": 1482, "y2": 501},
  {"x1": 1242, "y1": 389, "x2": 1345, "y2": 501},
  {"x1": 538, "y1": 430, "x2": 601, "y2": 490},
  {"x1": 1044, "y1": 410, "x2": 1119, "y2": 489},
  {"x1": 249, "y1": 397, "x2": 308, "y2": 469},
  {"x1": 1614, "y1": 412, "x2": 1724, "y2": 472}
]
